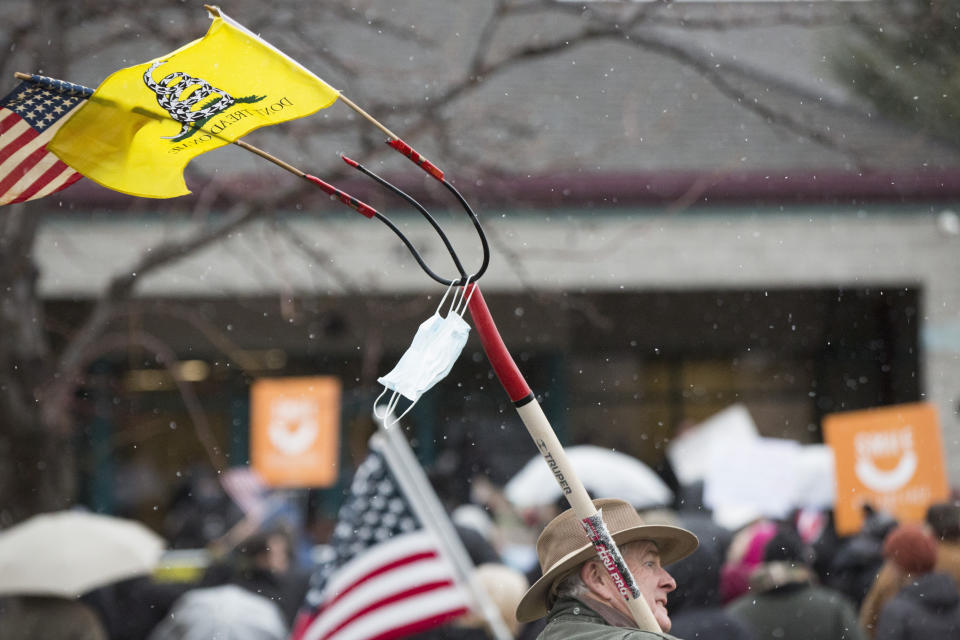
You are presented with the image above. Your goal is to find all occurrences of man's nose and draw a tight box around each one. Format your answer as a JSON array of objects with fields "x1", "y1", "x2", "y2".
[{"x1": 659, "y1": 568, "x2": 677, "y2": 592}]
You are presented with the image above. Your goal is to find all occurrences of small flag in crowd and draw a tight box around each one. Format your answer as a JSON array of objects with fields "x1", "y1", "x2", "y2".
[
  {"x1": 220, "y1": 466, "x2": 270, "y2": 519},
  {"x1": 48, "y1": 7, "x2": 340, "y2": 199},
  {"x1": 0, "y1": 77, "x2": 91, "y2": 206},
  {"x1": 290, "y1": 440, "x2": 470, "y2": 640}
]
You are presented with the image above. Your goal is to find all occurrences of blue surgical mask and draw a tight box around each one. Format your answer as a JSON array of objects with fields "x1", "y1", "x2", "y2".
[{"x1": 375, "y1": 285, "x2": 472, "y2": 426}]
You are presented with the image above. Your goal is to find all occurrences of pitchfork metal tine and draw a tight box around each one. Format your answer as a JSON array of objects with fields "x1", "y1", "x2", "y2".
[{"x1": 341, "y1": 155, "x2": 489, "y2": 287}]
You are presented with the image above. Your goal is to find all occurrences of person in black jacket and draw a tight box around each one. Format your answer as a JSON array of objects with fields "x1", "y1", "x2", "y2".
[
  {"x1": 826, "y1": 507, "x2": 897, "y2": 609},
  {"x1": 667, "y1": 515, "x2": 755, "y2": 640},
  {"x1": 667, "y1": 532, "x2": 756, "y2": 640},
  {"x1": 727, "y1": 525, "x2": 865, "y2": 640},
  {"x1": 874, "y1": 570, "x2": 960, "y2": 639}
]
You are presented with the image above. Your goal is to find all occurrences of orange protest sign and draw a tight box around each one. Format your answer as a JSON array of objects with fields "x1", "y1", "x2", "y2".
[
  {"x1": 823, "y1": 402, "x2": 948, "y2": 535},
  {"x1": 250, "y1": 376, "x2": 341, "y2": 488}
]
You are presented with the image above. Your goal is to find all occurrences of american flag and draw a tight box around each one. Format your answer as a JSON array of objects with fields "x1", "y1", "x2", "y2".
[
  {"x1": 291, "y1": 440, "x2": 471, "y2": 640},
  {"x1": 0, "y1": 76, "x2": 91, "y2": 206},
  {"x1": 221, "y1": 466, "x2": 269, "y2": 518}
]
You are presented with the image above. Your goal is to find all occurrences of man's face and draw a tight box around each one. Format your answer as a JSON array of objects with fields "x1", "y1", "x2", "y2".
[{"x1": 589, "y1": 540, "x2": 677, "y2": 631}]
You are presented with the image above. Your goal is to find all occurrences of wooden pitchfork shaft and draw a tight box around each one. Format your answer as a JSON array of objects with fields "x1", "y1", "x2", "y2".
[{"x1": 465, "y1": 284, "x2": 662, "y2": 632}]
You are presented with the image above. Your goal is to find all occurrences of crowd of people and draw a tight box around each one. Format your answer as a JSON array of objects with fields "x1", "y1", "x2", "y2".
[
  {"x1": 1, "y1": 467, "x2": 959, "y2": 640},
  {"x1": 490, "y1": 497, "x2": 960, "y2": 640}
]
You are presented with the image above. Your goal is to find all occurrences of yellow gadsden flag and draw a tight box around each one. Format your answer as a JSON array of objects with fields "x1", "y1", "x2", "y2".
[{"x1": 49, "y1": 8, "x2": 338, "y2": 198}]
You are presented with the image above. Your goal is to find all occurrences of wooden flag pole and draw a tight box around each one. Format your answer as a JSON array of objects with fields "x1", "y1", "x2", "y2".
[
  {"x1": 202, "y1": 5, "x2": 399, "y2": 140},
  {"x1": 375, "y1": 424, "x2": 514, "y2": 640},
  {"x1": 200, "y1": 4, "x2": 444, "y2": 178},
  {"x1": 202, "y1": 4, "x2": 444, "y2": 183},
  {"x1": 335, "y1": 93, "x2": 399, "y2": 140}
]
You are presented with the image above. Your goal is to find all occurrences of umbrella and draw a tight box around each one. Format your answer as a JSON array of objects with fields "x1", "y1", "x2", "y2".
[
  {"x1": 505, "y1": 445, "x2": 674, "y2": 510},
  {"x1": 0, "y1": 510, "x2": 165, "y2": 597},
  {"x1": 147, "y1": 585, "x2": 288, "y2": 640}
]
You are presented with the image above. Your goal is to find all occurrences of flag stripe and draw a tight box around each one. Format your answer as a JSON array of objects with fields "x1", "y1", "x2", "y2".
[
  {"x1": 324, "y1": 588, "x2": 470, "y2": 640},
  {"x1": 7, "y1": 158, "x2": 76, "y2": 204},
  {"x1": 0, "y1": 145, "x2": 49, "y2": 203},
  {"x1": 1, "y1": 112, "x2": 21, "y2": 135},
  {"x1": 322, "y1": 531, "x2": 439, "y2": 598},
  {"x1": 7, "y1": 147, "x2": 62, "y2": 193},
  {"x1": 363, "y1": 608, "x2": 470, "y2": 640},
  {"x1": 321, "y1": 580, "x2": 455, "y2": 640},
  {"x1": 0, "y1": 122, "x2": 36, "y2": 168},
  {"x1": 323, "y1": 550, "x2": 438, "y2": 610},
  {"x1": 21, "y1": 166, "x2": 82, "y2": 203},
  {"x1": 302, "y1": 563, "x2": 465, "y2": 640},
  {"x1": 313, "y1": 550, "x2": 458, "y2": 638}
]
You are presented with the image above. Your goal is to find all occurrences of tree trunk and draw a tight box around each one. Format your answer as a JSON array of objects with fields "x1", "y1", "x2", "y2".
[
  {"x1": 0, "y1": 209, "x2": 75, "y2": 526},
  {"x1": 0, "y1": 427, "x2": 76, "y2": 527}
]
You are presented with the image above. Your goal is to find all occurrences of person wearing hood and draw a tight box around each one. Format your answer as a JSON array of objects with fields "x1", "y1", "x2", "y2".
[
  {"x1": 863, "y1": 522, "x2": 960, "y2": 639},
  {"x1": 515, "y1": 498, "x2": 698, "y2": 639},
  {"x1": 727, "y1": 524, "x2": 864, "y2": 640},
  {"x1": 859, "y1": 523, "x2": 938, "y2": 637}
]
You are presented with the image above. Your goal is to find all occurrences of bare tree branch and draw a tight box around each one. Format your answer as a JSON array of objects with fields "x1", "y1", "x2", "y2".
[
  {"x1": 622, "y1": 28, "x2": 868, "y2": 166},
  {"x1": 42, "y1": 199, "x2": 267, "y2": 426},
  {"x1": 86, "y1": 329, "x2": 228, "y2": 471},
  {"x1": 324, "y1": 0, "x2": 867, "y2": 172},
  {"x1": 321, "y1": 1, "x2": 440, "y2": 47},
  {"x1": 369, "y1": 4, "x2": 868, "y2": 168},
  {"x1": 468, "y1": 0, "x2": 509, "y2": 76},
  {"x1": 271, "y1": 218, "x2": 358, "y2": 292},
  {"x1": 113, "y1": 301, "x2": 270, "y2": 375}
]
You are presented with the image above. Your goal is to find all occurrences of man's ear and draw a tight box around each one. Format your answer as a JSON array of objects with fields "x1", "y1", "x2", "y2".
[{"x1": 580, "y1": 561, "x2": 615, "y2": 602}]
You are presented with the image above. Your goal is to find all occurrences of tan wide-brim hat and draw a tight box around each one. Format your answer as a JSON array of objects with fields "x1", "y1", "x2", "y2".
[{"x1": 515, "y1": 498, "x2": 698, "y2": 623}]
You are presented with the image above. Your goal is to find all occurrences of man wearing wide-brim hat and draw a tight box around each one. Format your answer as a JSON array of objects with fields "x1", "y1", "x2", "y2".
[{"x1": 516, "y1": 498, "x2": 698, "y2": 639}]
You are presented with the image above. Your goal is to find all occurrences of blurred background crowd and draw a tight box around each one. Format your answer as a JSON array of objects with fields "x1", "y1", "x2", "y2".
[{"x1": 1, "y1": 434, "x2": 958, "y2": 640}]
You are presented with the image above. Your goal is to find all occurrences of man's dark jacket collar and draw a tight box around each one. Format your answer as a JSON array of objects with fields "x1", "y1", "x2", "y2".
[{"x1": 538, "y1": 596, "x2": 681, "y2": 639}]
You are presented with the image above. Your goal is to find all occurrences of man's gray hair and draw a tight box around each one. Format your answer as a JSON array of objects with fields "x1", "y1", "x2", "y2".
[
  {"x1": 549, "y1": 539, "x2": 659, "y2": 606},
  {"x1": 552, "y1": 570, "x2": 590, "y2": 603}
]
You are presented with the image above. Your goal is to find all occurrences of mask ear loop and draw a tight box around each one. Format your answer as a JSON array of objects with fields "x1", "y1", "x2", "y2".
[
  {"x1": 373, "y1": 387, "x2": 395, "y2": 421},
  {"x1": 448, "y1": 281, "x2": 465, "y2": 316},
  {"x1": 455, "y1": 276, "x2": 477, "y2": 317},
  {"x1": 436, "y1": 280, "x2": 456, "y2": 316},
  {"x1": 387, "y1": 396, "x2": 421, "y2": 428},
  {"x1": 378, "y1": 391, "x2": 405, "y2": 429}
]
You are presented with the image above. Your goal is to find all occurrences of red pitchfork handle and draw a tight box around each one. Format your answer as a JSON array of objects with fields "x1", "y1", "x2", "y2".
[
  {"x1": 386, "y1": 139, "x2": 445, "y2": 182},
  {"x1": 465, "y1": 284, "x2": 661, "y2": 632}
]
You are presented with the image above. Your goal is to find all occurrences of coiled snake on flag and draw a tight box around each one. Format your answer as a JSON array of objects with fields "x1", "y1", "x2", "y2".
[{"x1": 143, "y1": 60, "x2": 235, "y2": 139}]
